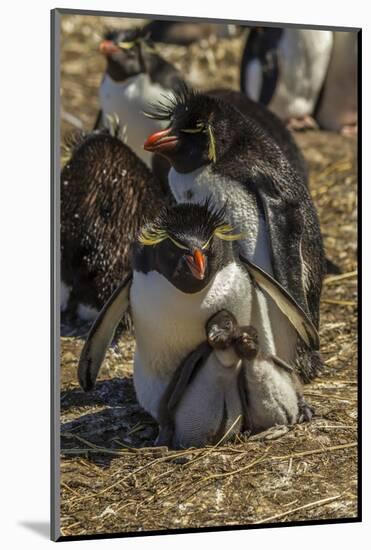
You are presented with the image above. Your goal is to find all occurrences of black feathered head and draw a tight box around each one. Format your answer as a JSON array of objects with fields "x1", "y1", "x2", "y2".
[
  {"x1": 143, "y1": 83, "x2": 242, "y2": 173},
  {"x1": 134, "y1": 200, "x2": 243, "y2": 294},
  {"x1": 99, "y1": 27, "x2": 156, "y2": 81},
  {"x1": 138, "y1": 198, "x2": 243, "y2": 249}
]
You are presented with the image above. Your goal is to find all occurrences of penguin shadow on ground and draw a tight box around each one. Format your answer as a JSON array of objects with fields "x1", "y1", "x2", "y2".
[{"x1": 61, "y1": 377, "x2": 158, "y2": 466}]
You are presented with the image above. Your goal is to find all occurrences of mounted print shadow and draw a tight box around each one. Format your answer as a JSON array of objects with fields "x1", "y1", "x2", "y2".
[{"x1": 52, "y1": 8, "x2": 360, "y2": 542}]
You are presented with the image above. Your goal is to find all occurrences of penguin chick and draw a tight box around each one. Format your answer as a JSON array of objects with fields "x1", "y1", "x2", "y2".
[
  {"x1": 61, "y1": 127, "x2": 166, "y2": 323},
  {"x1": 156, "y1": 311, "x2": 249, "y2": 449},
  {"x1": 156, "y1": 309, "x2": 313, "y2": 449},
  {"x1": 207, "y1": 310, "x2": 314, "y2": 428},
  {"x1": 96, "y1": 26, "x2": 182, "y2": 167}
]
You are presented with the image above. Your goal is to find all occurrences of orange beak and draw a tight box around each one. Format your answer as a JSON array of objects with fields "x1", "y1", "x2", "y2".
[
  {"x1": 185, "y1": 249, "x2": 206, "y2": 280},
  {"x1": 143, "y1": 128, "x2": 179, "y2": 153},
  {"x1": 99, "y1": 40, "x2": 120, "y2": 55}
]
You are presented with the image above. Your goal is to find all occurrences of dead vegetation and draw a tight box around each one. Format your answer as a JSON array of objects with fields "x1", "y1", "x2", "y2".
[{"x1": 59, "y1": 15, "x2": 358, "y2": 537}]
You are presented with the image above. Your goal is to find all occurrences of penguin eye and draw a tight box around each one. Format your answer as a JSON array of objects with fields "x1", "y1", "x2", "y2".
[
  {"x1": 180, "y1": 122, "x2": 205, "y2": 134},
  {"x1": 117, "y1": 41, "x2": 136, "y2": 50},
  {"x1": 167, "y1": 235, "x2": 190, "y2": 251}
]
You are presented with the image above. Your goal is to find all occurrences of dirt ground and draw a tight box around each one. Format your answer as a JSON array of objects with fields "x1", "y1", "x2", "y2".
[{"x1": 58, "y1": 15, "x2": 358, "y2": 538}]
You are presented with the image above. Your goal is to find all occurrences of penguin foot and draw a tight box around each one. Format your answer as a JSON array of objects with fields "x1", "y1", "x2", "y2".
[
  {"x1": 297, "y1": 396, "x2": 315, "y2": 423},
  {"x1": 155, "y1": 424, "x2": 173, "y2": 448},
  {"x1": 340, "y1": 123, "x2": 357, "y2": 137},
  {"x1": 287, "y1": 115, "x2": 318, "y2": 131},
  {"x1": 206, "y1": 309, "x2": 237, "y2": 350},
  {"x1": 234, "y1": 326, "x2": 259, "y2": 360}
]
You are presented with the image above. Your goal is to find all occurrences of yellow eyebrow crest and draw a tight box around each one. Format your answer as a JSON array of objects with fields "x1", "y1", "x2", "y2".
[
  {"x1": 201, "y1": 235, "x2": 213, "y2": 250},
  {"x1": 118, "y1": 41, "x2": 136, "y2": 49},
  {"x1": 180, "y1": 121, "x2": 205, "y2": 134},
  {"x1": 214, "y1": 224, "x2": 245, "y2": 241},
  {"x1": 138, "y1": 228, "x2": 168, "y2": 246},
  {"x1": 167, "y1": 235, "x2": 189, "y2": 250},
  {"x1": 138, "y1": 228, "x2": 190, "y2": 250}
]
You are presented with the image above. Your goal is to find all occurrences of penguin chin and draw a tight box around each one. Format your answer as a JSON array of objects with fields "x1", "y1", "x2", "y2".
[
  {"x1": 169, "y1": 272, "x2": 213, "y2": 295},
  {"x1": 164, "y1": 150, "x2": 208, "y2": 175}
]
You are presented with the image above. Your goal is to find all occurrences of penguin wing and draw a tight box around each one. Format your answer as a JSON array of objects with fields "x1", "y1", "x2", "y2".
[
  {"x1": 78, "y1": 273, "x2": 133, "y2": 391},
  {"x1": 167, "y1": 342, "x2": 212, "y2": 413},
  {"x1": 239, "y1": 254, "x2": 319, "y2": 350},
  {"x1": 156, "y1": 341, "x2": 212, "y2": 447},
  {"x1": 255, "y1": 180, "x2": 313, "y2": 311}
]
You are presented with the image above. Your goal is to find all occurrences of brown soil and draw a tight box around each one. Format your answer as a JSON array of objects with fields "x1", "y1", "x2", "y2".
[{"x1": 59, "y1": 14, "x2": 358, "y2": 538}]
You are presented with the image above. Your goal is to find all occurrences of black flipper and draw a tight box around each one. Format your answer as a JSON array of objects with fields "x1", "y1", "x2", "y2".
[
  {"x1": 240, "y1": 27, "x2": 283, "y2": 106},
  {"x1": 239, "y1": 253, "x2": 319, "y2": 350},
  {"x1": 78, "y1": 273, "x2": 132, "y2": 391},
  {"x1": 156, "y1": 341, "x2": 212, "y2": 446},
  {"x1": 256, "y1": 189, "x2": 309, "y2": 312}
]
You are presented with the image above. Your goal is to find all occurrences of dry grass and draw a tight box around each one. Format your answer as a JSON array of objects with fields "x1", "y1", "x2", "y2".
[{"x1": 59, "y1": 14, "x2": 358, "y2": 537}]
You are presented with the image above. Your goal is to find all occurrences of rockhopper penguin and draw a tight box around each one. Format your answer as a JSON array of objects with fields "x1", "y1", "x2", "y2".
[
  {"x1": 96, "y1": 27, "x2": 182, "y2": 167},
  {"x1": 78, "y1": 201, "x2": 318, "y2": 447},
  {"x1": 240, "y1": 27, "x2": 333, "y2": 130},
  {"x1": 61, "y1": 126, "x2": 166, "y2": 322},
  {"x1": 143, "y1": 85, "x2": 326, "y2": 382}
]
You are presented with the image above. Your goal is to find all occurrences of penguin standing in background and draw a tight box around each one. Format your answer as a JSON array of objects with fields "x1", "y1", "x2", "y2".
[
  {"x1": 78, "y1": 201, "x2": 318, "y2": 447},
  {"x1": 61, "y1": 126, "x2": 166, "y2": 323},
  {"x1": 315, "y1": 31, "x2": 358, "y2": 135},
  {"x1": 144, "y1": 85, "x2": 325, "y2": 382},
  {"x1": 142, "y1": 20, "x2": 239, "y2": 45},
  {"x1": 240, "y1": 28, "x2": 333, "y2": 130},
  {"x1": 96, "y1": 27, "x2": 182, "y2": 167}
]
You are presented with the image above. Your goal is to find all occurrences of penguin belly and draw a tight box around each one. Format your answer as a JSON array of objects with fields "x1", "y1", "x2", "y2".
[
  {"x1": 172, "y1": 351, "x2": 244, "y2": 449},
  {"x1": 99, "y1": 73, "x2": 169, "y2": 166},
  {"x1": 316, "y1": 31, "x2": 357, "y2": 132},
  {"x1": 244, "y1": 356, "x2": 299, "y2": 432},
  {"x1": 272, "y1": 30, "x2": 333, "y2": 120},
  {"x1": 130, "y1": 263, "x2": 253, "y2": 419}
]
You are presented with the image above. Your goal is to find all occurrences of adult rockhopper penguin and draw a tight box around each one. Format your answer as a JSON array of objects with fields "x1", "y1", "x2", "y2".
[
  {"x1": 144, "y1": 85, "x2": 326, "y2": 382},
  {"x1": 95, "y1": 27, "x2": 182, "y2": 167},
  {"x1": 78, "y1": 201, "x2": 318, "y2": 447},
  {"x1": 61, "y1": 127, "x2": 166, "y2": 323}
]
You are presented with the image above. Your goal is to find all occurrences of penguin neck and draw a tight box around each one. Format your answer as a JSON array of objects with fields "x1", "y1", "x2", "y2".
[{"x1": 168, "y1": 164, "x2": 218, "y2": 203}]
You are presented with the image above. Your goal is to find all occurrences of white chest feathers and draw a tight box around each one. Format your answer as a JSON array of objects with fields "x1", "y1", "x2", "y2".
[
  {"x1": 268, "y1": 30, "x2": 333, "y2": 119},
  {"x1": 130, "y1": 263, "x2": 252, "y2": 418},
  {"x1": 99, "y1": 73, "x2": 169, "y2": 166},
  {"x1": 244, "y1": 29, "x2": 333, "y2": 119}
]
